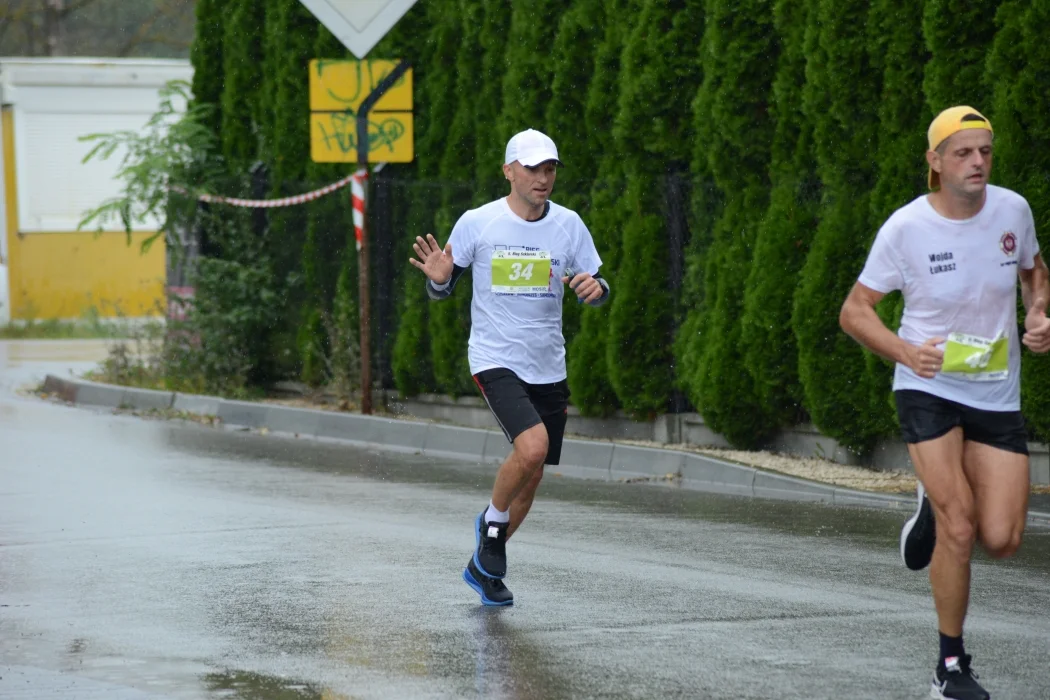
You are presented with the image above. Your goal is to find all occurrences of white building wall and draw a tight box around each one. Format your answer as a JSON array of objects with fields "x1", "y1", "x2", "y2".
[{"x1": 0, "y1": 58, "x2": 192, "y2": 234}]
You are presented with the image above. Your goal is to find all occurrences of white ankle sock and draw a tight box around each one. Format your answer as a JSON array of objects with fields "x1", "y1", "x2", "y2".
[{"x1": 485, "y1": 502, "x2": 510, "y2": 524}]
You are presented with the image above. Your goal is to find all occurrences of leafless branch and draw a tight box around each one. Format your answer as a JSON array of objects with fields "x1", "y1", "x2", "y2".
[
  {"x1": 117, "y1": 6, "x2": 165, "y2": 57},
  {"x1": 60, "y1": 0, "x2": 104, "y2": 17}
]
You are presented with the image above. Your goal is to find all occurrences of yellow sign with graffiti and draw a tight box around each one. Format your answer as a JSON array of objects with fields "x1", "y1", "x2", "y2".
[
  {"x1": 308, "y1": 59, "x2": 413, "y2": 163},
  {"x1": 309, "y1": 59, "x2": 412, "y2": 112},
  {"x1": 310, "y1": 111, "x2": 414, "y2": 163}
]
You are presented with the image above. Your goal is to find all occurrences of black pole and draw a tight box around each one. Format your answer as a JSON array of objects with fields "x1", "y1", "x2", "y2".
[{"x1": 355, "y1": 60, "x2": 411, "y2": 415}]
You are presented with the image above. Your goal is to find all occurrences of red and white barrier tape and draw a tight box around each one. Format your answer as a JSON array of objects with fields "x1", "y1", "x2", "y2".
[{"x1": 174, "y1": 169, "x2": 369, "y2": 209}]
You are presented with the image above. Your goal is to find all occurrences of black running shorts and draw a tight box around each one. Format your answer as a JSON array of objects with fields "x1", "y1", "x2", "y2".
[
  {"x1": 894, "y1": 389, "x2": 1029, "y2": 455},
  {"x1": 472, "y1": 368, "x2": 570, "y2": 465}
]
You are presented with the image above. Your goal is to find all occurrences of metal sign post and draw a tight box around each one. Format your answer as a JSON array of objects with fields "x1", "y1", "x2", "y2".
[
  {"x1": 299, "y1": 1, "x2": 415, "y2": 415},
  {"x1": 354, "y1": 60, "x2": 411, "y2": 415}
]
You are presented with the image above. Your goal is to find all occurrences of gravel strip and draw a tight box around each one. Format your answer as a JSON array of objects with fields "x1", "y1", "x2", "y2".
[{"x1": 613, "y1": 439, "x2": 917, "y2": 494}]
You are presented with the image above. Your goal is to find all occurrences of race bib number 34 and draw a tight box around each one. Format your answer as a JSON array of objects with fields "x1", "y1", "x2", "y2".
[
  {"x1": 941, "y1": 331, "x2": 1009, "y2": 382},
  {"x1": 491, "y1": 250, "x2": 552, "y2": 295}
]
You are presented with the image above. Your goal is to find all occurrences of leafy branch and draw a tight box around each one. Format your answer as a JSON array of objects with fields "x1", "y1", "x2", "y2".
[{"x1": 77, "y1": 79, "x2": 224, "y2": 254}]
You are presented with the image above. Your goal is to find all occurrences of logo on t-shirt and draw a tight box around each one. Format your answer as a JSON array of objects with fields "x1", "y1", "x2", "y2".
[{"x1": 1000, "y1": 231, "x2": 1017, "y2": 256}]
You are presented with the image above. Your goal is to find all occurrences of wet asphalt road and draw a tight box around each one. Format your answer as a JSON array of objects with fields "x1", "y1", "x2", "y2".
[{"x1": 2, "y1": 341, "x2": 1050, "y2": 699}]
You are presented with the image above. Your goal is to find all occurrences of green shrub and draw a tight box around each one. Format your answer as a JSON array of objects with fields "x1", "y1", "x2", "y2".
[
  {"x1": 739, "y1": 0, "x2": 818, "y2": 431},
  {"x1": 220, "y1": 0, "x2": 265, "y2": 170},
  {"x1": 794, "y1": 0, "x2": 888, "y2": 454},
  {"x1": 607, "y1": 0, "x2": 704, "y2": 419},
  {"x1": 473, "y1": 0, "x2": 511, "y2": 201},
  {"x1": 691, "y1": 0, "x2": 778, "y2": 448},
  {"x1": 990, "y1": 1, "x2": 1050, "y2": 440},
  {"x1": 566, "y1": 0, "x2": 634, "y2": 417},
  {"x1": 189, "y1": 0, "x2": 224, "y2": 143},
  {"x1": 863, "y1": 0, "x2": 929, "y2": 433},
  {"x1": 922, "y1": 0, "x2": 1001, "y2": 114}
]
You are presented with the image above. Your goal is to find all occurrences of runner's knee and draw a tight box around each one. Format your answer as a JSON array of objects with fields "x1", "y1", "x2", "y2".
[
  {"x1": 938, "y1": 507, "x2": 977, "y2": 557},
  {"x1": 513, "y1": 425, "x2": 549, "y2": 466},
  {"x1": 524, "y1": 463, "x2": 545, "y2": 490},
  {"x1": 981, "y1": 522, "x2": 1024, "y2": 559}
]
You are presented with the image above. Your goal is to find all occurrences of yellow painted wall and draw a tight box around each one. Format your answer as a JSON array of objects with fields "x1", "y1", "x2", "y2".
[{"x1": 3, "y1": 107, "x2": 166, "y2": 320}]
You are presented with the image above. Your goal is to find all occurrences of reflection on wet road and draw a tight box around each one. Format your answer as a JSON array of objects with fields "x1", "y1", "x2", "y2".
[{"x1": 2, "y1": 341, "x2": 1049, "y2": 699}]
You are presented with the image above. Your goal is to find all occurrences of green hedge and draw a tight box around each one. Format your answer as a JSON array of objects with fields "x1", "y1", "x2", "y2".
[
  {"x1": 219, "y1": 0, "x2": 264, "y2": 170},
  {"x1": 499, "y1": 2, "x2": 561, "y2": 144},
  {"x1": 992, "y1": 1, "x2": 1050, "y2": 437},
  {"x1": 185, "y1": 0, "x2": 1050, "y2": 450},
  {"x1": 564, "y1": 0, "x2": 632, "y2": 418},
  {"x1": 606, "y1": 0, "x2": 704, "y2": 419},
  {"x1": 793, "y1": 0, "x2": 889, "y2": 453},
  {"x1": 739, "y1": 0, "x2": 817, "y2": 431},
  {"x1": 690, "y1": 0, "x2": 778, "y2": 448},
  {"x1": 544, "y1": 0, "x2": 607, "y2": 346},
  {"x1": 922, "y1": 0, "x2": 1000, "y2": 114},
  {"x1": 861, "y1": 0, "x2": 929, "y2": 426},
  {"x1": 391, "y1": 1, "x2": 461, "y2": 396},
  {"x1": 189, "y1": 0, "x2": 223, "y2": 143},
  {"x1": 473, "y1": 1, "x2": 511, "y2": 200}
]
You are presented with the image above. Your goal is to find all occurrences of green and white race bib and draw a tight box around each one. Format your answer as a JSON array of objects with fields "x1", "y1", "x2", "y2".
[
  {"x1": 491, "y1": 250, "x2": 551, "y2": 295},
  {"x1": 940, "y1": 331, "x2": 1009, "y2": 382}
]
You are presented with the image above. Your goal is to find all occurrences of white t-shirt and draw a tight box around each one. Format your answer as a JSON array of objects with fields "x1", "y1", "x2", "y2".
[
  {"x1": 449, "y1": 197, "x2": 603, "y2": 384},
  {"x1": 858, "y1": 185, "x2": 1040, "y2": 411}
]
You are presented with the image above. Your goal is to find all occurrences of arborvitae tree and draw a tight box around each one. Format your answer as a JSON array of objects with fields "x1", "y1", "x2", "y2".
[
  {"x1": 793, "y1": 0, "x2": 887, "y2": 454},
  {"x1": 220, "y1": 0, "x2": 265, "y2": 171},
  {"x1": 364, "y1": 5, "x2": 432, "y2": 394},
  {"x1": 738, "y1": 0, "x2": 817, "y2": 431},
  {"x1": 189, "y1": 0, "x2": 224, "y2": 144},
  {"x1": 544, "y1": 0, "x2": 603, "y2": 213},
  {"x1": 293, "y1": 24, "x2": 354, "y2": 386},
  {"x1": 688, "y1": 0, "x2": 778, "y2": 448},
  {"x1": 473, "y1": 0, "x2": 511, "y2": 200},
  {"x1": 607, "y1": 0, "x2": 705, "y2": 419},
  {"x1": 922, "y1": 0, "x2": 1001, "y2": 114},
  {"x1": 673, "y1": 146, "x2": 721, "y2": 420},
  {"x1": 265, "y1": 0, "x2": 320, "y2": 330},
  {"x1": 869, "y1": 0, "x2": 930, "y2": 225},
  {"x1": 990, "y1": 1, "x2": 1050, "y2": 441},
  {"x1": 566, "y1": 0, "x2": 634, "y2": 417},
  {"x1": 544, "y1": 0, "x2": 606, "y2": 350},
  {"x1": 985, "y1": 0, "x2": 1026, "y2": 183},
  {"x1": 267, "y1": 0, "x2": 316, "y2": 189},
  {"x1": 391, "y1": 0, "x2": 459, "y2": 396},
  {"x1": 429, "y1": 0, "x2": 482, "y2": 396},
  {"x1": 256, "y1": 0, "x2": 282, "y2": 162},
  {"x1": 863, "y1": 0, "x2": 929, "y2": 427},
  {"x1": 498, "y1": 2, "x2": 561, "y2": 144}
]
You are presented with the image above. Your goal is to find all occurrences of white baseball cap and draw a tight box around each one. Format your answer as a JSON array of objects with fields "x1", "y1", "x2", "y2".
[{"x1": 504, "y1": 129, "x2": 562, "y2": 167}]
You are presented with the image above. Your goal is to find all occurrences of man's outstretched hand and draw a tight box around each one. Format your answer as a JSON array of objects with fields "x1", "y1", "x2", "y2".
[{"x1": 409, "y1": 234, "x2": 454, "y2": 284}]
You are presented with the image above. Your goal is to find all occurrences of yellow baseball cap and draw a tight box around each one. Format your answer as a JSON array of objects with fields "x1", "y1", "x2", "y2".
[{"x1": 927, "y1": 106, "x2": 993, "y2": 190}]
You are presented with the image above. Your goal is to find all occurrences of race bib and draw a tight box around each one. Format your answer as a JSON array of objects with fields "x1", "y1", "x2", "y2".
[
  {"x1": 940, "y1": 331, "x2": 1009, "y2": 382},
  {"x1": 491, "y1": 250, "x2": 552, "y2": 295}
]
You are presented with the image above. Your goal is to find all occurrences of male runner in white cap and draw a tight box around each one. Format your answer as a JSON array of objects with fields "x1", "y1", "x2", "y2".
[{"x1": 409, "y1": 128, "x2": 609, "y2": 606}]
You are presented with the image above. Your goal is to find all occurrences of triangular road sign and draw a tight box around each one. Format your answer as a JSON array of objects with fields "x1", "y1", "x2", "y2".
[{"x1": 299, "y1": 0, "x2": 418, "y2": 59}]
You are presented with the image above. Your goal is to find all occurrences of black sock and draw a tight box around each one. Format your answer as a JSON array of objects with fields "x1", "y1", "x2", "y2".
[{"x1": 939, "y1": 632, "x2": 965, "y2": 662}]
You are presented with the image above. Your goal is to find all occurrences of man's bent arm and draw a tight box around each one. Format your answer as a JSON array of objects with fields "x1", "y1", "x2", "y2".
[
  {"x1": 839, "y1": 282, "x2": 910, "y2": 365},
  {"x1": 1019, "y1": 253, "x2": 1050, "y2": 311}
]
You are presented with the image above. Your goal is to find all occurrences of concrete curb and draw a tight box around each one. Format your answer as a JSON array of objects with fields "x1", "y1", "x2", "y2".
[{"x1": 40, "y1": 375, "x2": 1050, "y2": 525}]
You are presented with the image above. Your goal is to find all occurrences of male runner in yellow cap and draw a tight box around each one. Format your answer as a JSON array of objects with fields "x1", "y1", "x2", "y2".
[{"x1": 840, "y1": 106, "x2": 1050, "y2": 699}]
